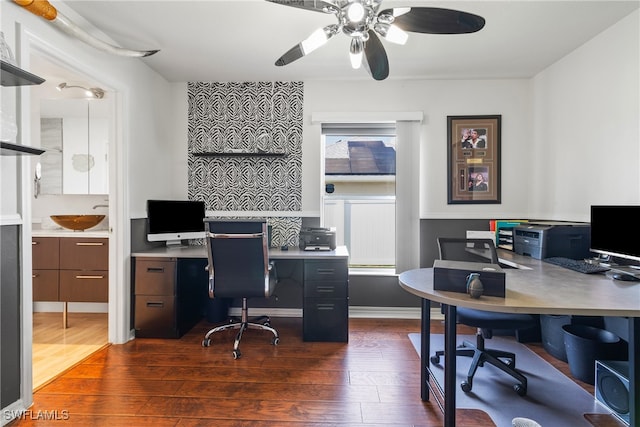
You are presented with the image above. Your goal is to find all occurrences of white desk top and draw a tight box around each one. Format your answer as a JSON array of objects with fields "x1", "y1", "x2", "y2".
[
  {"x1": 399, "y1": 251, "x2": 640, "y2": 317},
  {"x1": 132, "y1": 245, "x2": 349, "y2": 260}
]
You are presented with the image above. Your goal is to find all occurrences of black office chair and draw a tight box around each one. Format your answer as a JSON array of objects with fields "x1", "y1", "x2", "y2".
[
  {"x1": 430, "y1": 237, "x2": 537, "y2": 396},
  {"x1": 201, "y1": 219, "x2": 279, "y2": 359}
]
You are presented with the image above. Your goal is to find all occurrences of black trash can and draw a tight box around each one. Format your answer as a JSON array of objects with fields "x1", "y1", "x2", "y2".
[
  {"x1": 541, "y1": 315, "x2": 572, "y2": 361},
  {"x1": 541, "y1": 315, "x2": 605, "y2": 362},
  {"x1": 206, "y1": 297, "x2": 230, "y2": 323},
  {"x1": 562, "y1": 324, "x2": 626, "y2": 385}
]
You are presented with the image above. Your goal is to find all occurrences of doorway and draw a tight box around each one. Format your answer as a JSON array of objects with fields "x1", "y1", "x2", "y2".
[{"x1": 28, "y1": 51, "x2": 112, "y2": 390}]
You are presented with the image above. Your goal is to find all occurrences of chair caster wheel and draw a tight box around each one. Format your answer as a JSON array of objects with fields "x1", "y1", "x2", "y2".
[
  {"x1": 272, "y1": 337, "x2": 280, "y2": 345},
  {"x1": 202, "y1": 338, "x2": 211, "y2": 347},
  {"x1": 514, "y1": 384, "x2": 527, "y2": 396},
  {"x1": 430, "y1": 355, "x2": 440, "y2": 364},
  {"x1": 461, "y1": 381, "x2": 472, "y2": 393},
  {"x1": 232, "y1": 350, "x2": 241, "y2": 359}
]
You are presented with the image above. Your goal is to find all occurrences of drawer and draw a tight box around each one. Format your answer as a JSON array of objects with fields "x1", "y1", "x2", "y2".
[
  {"x1": 304, "y1": 260, "x2": 348, "y2": 281},
  {"x1": 135, "y1": 295, "x2": 176, "y2": 337},
  {"x1": 304, "y1": 280, "x2": 348, "y2": 298},
  {"x1": 303, "y1": 298, "x2": 349, "y2": 342},
  {"x1": 60, "y1": 238, "x2": 108, "y2": 270},
  {"x1": 32, "y1": 269, "x2": 59, "y2": 301},
  {"x1": 32, "y1": 237, "x2": 59, "y2": 269},
  {"x1": 135, "y1": 258, "x2": 176, "y2": 295},
  {"x1": 59, "y1": 270, "x2": 108, "y2": 302}
]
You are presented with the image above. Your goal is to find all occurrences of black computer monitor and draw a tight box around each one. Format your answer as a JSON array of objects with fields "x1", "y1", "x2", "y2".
[
  {"x1": 146, "y1": 199, "x2": 206, "y2": 246},
  {"x1": 590, "y1": 205, "x2": 640, "y2": 280}
]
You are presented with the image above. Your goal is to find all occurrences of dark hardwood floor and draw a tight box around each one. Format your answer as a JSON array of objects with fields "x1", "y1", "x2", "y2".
[{"x1": 10, "y1": 317, "x2": 623, "y2": 426}]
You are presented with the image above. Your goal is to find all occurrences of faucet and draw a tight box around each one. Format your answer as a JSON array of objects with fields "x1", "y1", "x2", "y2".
[{"x1": 92, "y1": 204, "x2": 108, "y2": 210}]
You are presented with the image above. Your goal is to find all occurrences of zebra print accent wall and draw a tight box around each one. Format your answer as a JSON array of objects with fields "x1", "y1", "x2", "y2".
[{"x1": 186, "y1": 81, "x2": 304, "y2": 247}]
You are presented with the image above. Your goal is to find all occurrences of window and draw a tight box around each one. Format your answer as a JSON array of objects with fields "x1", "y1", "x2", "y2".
[{"x1": 322, "y1": 124, "x2": 396, "y2": 268}]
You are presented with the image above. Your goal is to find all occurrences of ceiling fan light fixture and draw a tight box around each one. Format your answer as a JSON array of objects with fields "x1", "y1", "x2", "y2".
[
  {"x1": 349, "y1": 37, "x2": 364, "y2": 69},
  {"x1": 301, "y1": 25, "x2": 336, "y2": 55},
  {"x1": 268, "y1": 1, "x2": 486, "y2": 81},
  {"x1": 392, "y1": 7, "x2": 411, "y2": 17},
  {"x1": 346, "y1": 2, "x2": 366, "y2": 23},
  {"x1": 374, "y1": 23, "x2": 408, "y2": 45}
]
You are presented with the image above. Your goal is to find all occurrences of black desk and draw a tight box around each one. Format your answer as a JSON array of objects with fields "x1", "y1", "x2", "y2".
[
  {"x1": 131, "y1": 245, "x2": 350, "y2": 341},
  {"x1": 399, "y1": 251, "x2": 640, "y2": 427}
]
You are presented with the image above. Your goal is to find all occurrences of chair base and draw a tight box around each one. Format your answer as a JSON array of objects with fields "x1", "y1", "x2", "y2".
[
  {"x1": 430, "y1": 333, "x2": 528, "y2": 396},
  {"x1": 202, "y1": 298, "x2": 279, "y2": 359}
]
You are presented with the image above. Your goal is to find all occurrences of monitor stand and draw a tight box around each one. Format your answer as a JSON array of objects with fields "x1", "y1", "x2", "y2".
[{"x1": 165, "y1": 239, "x2": 186, "y2": 248}]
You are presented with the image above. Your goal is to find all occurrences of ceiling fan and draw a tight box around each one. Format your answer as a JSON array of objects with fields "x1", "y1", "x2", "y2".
[{"x1": 266, "y1": 0, "x2": 485, "y2": 80}]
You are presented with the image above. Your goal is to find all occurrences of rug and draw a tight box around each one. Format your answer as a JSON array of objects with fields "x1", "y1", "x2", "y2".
[{"x1": 408, "y1": 333, "x2": 611, "y2": 427}]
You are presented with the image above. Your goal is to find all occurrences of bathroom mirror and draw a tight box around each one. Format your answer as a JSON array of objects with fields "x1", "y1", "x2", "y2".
[
  {"x1": 38, "y1": 98, "x2": 109, "y2": 195},
  {"x1": 30, "y1": 53, "x2": 110, "y2": 196}
]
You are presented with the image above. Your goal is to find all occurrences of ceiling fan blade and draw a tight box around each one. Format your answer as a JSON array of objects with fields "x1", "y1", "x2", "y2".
[
  {"x1": 363, "y1": 30, "x2": 389, "y2": 81},
  {"x1": 275, "y1": 25, "x2": 339, "y2": 66},
  {"x1": 265, "y1": 0, "x2": 339, "y2": 14},
  {"x1": 380, "y1": 7, "x2": 485, "y2": 34}
]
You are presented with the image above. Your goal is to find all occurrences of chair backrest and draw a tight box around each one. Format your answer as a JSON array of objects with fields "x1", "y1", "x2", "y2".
[
  {"x1": 205, "y1": 219, "x2": 274, "y2": 299},
  {"x1": 437, "y1": 237, "x2": 499, "y2": 264}
]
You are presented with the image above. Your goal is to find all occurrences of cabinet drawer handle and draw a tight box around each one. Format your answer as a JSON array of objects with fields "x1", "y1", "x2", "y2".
[
  {"x1": 316, "y1": 303, "x2": 335, "y2": 311},
  {"x1": 146, "y1": 267, "x2": 165, "y2": 273},
  {"x1": 315, "y1": 286, "x2": 335, "y2": 293},
  {"x1": 146, "y1": 301, "x2": 164, "y2": 308},
  {"x1": 32, "y1": 241, "x2": 38, "y2": 245},
  {"x1": 32, "y1": 274, "x2": 38, "y2": 278},
  {"x1": 76, "y1": 242, "x2": 104, "y2": 246},
  {"x1": 75, "y1": 275, "x2": 105, "y2": 279},
  {"x1": 316, "y1": 268, "x2": 335, "y2": 275}
]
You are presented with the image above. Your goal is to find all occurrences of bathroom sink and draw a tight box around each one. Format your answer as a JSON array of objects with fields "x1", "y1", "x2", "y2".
[{"x1": 50, "y1": 215, "x2": 106, "y2": 231}]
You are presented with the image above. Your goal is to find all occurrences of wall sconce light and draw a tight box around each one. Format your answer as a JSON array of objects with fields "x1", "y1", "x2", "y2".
[{"x1": 57, "y1": 82, "x2": 105, "y2": 99}]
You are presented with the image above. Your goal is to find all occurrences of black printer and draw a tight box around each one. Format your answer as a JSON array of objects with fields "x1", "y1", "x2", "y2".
[
  {"x1": 298, "y1": 227, "x2": 337, "y2": 251},
  {"x1": 513, "y1": 222, "x2": 591, "y2": 260}
]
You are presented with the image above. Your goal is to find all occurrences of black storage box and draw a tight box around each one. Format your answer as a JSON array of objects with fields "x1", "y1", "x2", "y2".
[{"x1": 433, "y1": 260, "x2": 506, "y2": 297}]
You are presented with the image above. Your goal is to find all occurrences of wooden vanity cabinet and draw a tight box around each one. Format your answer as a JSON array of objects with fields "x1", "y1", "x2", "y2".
[
  {"x1": 59, "y1": 237, "x2": 108, "y2": 302},
  {"x1": 32, "y1": 237, "x2": 59, "y2": 301},
  {"x1": 31, "y1": 236, "x2": 108, "y2": 303}
]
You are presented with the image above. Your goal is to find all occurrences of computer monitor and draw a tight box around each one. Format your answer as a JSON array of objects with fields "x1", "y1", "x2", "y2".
[
  {"x1": 146, "y1": 199, "x2": 206, "y2": 246},
  {"x1": 590, "y1": 205, "x2": 640, "y2": 280}
]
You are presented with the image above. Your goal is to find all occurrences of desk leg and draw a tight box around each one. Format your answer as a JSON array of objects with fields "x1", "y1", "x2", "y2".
[
  {"x1": 443, "y1": 304, "x2": 457, "y2": 427},
  {"x1": 630, "y1": 317, "x2": 639, "y2": 427},
  {"x1": 420, "y1": 298, "x2": 431, "y2": 401}
]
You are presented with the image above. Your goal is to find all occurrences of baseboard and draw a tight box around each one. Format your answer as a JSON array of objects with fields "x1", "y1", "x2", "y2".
[
  {"x1": 349, "y1": 306, "x2": 421, "y2": 319},
  {"x1": 228, "y1": 306, "x2": 442, "y2": 320},
  {"x1": 33, "y1": 302, "x2": 108, "y2": 313},
  {"x1": 228, "y1": 307, "x2": 303, "y2": 318}
]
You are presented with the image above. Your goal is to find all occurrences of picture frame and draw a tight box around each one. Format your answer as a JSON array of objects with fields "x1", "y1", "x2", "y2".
[{"x1": 447, "y1": 115, "x2": 501, "y2": 204}]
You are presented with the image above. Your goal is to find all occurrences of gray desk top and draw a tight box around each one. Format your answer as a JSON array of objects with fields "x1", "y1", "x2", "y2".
[
  {"x1": 399, "y1": 250, "x2": 640, "y2": 317},
  {"x1": 132, "y1": 245, "x2": 349, "y2": 260}
]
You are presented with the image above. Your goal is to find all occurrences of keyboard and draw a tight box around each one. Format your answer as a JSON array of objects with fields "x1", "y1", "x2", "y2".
[{"x1": 543, "y1": 257, "x2": 610, "y2": 274}]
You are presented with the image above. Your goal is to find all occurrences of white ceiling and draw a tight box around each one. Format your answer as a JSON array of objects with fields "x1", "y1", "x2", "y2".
[{"x1": 48, "y1": 1, "x2": 640, "y2": 82}]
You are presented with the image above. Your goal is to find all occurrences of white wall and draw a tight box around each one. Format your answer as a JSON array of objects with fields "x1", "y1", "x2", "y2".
[
  {"x1": 303, "y1": 79, "x2": 533, "y2": 219},
  {"x1": 529, "y1": 10, "x2": 640, "y2": 222}
]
